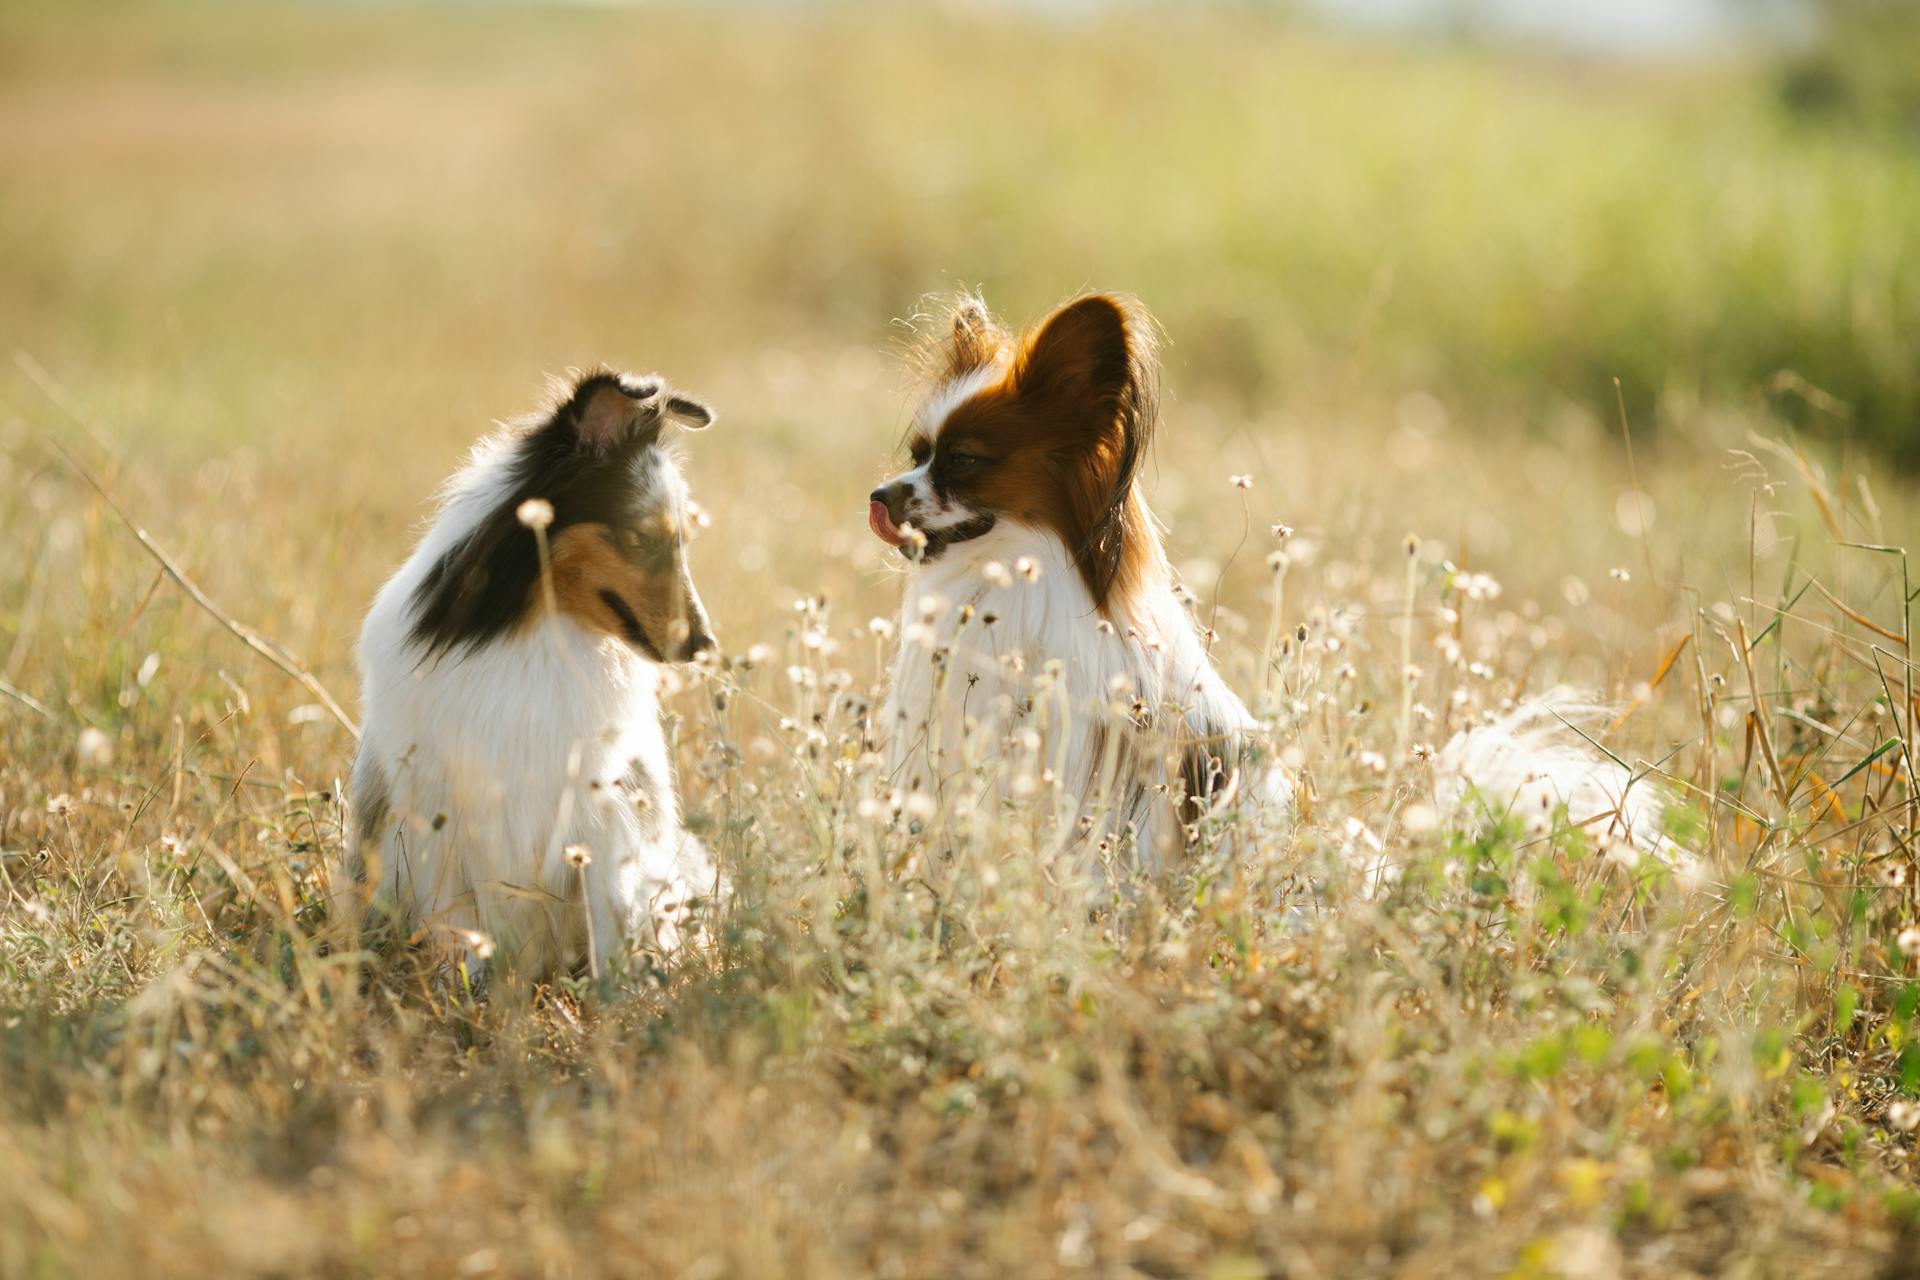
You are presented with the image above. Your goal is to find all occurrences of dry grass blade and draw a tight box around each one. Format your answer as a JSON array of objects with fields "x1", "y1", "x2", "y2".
[
  {"x1": 0, "y1": 676, "x2": 54, "y2": 718},
  {"x1": 1807, "y1": 575, "x2": 1906, "y2": 645},
  {"x1": 1606, "y1": 631, "x2": 1692, "y2": 735},
  {"x1": 1735, "y1": 618, "x2": 1790, "y2": 812},
  {"x1": 20, "y1": 357, "x2": 360, "y2": 740}
]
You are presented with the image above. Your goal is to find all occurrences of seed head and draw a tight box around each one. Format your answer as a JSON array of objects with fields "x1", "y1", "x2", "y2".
[
  {"x1": 516, "y1": 498, "x2": 554, "y2": 531},
  {"x1": 564, "y1": 843, "x2": 593, "y2": 869}
]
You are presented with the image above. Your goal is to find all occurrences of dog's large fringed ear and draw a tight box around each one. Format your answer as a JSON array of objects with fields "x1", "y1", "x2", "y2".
[
  {"x1": 563, "y1": 371, "x2": 713, "y2": 454},
  {"x1": 1014, "y1": 293, "x2": 1160, "y2": 608},
  {"x1": 565, "y1": 371, "x2": 666, "y2": 455}
]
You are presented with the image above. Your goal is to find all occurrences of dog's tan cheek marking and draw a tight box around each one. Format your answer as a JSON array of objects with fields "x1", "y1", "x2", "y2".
[{"x1": 539, "y1": 523, "x2": 653, "y2": 640}]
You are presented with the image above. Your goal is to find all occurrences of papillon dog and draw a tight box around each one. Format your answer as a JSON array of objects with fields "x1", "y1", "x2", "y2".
[
  {"x1": 870, "y1": 293, "x2": 1670, "y2": 874},
  {"x1": 870, "y1": 293, "x2": 1291, "y2": 867},
  {"x1": 347, "y1": 369, "x2": 720, "y2": 979}
]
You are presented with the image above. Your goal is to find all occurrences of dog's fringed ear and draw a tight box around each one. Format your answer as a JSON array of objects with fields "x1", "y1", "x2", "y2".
[
  {"x1": 1013, "y1": 293, "x2": 1160, "y2": 607},
  {"x1": 662, "y1": 392, "x2": 714, "y2": 430},
  {"x1": 1013, "y1": 294, "x2": 1150, "y2": 438},
  {"x1": 567, "y1": 372, "x2": 666, "y2": 455},
  {"x1": 566, "y1": 371, "x2": 712, "y2": 452},
  {"x1": 944, "y1": 294, "x2": 1003, "y2": 381}
]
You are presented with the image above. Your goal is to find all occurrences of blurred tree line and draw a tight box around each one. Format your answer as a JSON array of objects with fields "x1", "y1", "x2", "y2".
[{"x1": 1779, "y1": 0, "x2": 1920, "y2": 139}]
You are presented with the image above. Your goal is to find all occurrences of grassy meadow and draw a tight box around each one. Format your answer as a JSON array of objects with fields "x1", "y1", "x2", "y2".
[{"x1": 4, "y1": 3, "x2": 1920, "y2": 1276}]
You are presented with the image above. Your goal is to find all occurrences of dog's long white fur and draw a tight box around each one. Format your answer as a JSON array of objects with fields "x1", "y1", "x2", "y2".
[
  {"x1": 348, "y1": 433, "x2": 713, "y2": 976},
  {"x1": 883, "y1": 519, "x2": 1290, "y2": 868},
  {"x1": 885, "y1": 526, "x2": 1676, "y2": 875}
]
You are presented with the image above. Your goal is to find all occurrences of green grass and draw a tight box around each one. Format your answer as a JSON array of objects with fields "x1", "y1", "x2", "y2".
[{"x1": 3, "y1": 3, "x2": 1920, "y2": 1276}]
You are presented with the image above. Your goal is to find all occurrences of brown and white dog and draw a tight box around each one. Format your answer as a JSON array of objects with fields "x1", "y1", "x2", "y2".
[
  {"x1": 869, "y1": 293, "x2": 1672, "y2": 875},
  {"x1": 870, "y1": 294, "x2": 1291, "y2": 867},
  {"x1": 348, "y1": 370, "x2": 721, "y2": 978}
]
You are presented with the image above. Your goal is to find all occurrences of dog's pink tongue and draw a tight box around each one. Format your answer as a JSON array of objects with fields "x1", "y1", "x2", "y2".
[{"x1": 869, "y1": 499, "x2": 905, "y2": 547}]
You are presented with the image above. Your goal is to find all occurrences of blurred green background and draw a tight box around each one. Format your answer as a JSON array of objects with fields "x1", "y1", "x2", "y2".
[{"x1": 1, "y1": 0, "x2": 1914, "y2": 466}]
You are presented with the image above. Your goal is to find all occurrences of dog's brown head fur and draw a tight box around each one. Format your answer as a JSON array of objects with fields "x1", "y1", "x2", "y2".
[
  {"x1": 875, "y1": 292, "x2": 1162, "y2": 614},
  {"x1": 409, "y1": 369, "x2": 716, "y2": 662}
]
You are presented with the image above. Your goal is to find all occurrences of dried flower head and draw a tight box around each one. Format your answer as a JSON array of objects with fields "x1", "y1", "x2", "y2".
[{"x1": 516, "y1": 498, "x2": 554, "y2": 531}]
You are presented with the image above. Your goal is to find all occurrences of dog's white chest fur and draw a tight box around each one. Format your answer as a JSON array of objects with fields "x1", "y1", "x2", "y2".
[
  {"x1": 881, "y1": 523, "x2": 1286, "y2": 868},
  {"x1": 353, "y1": 577, "x2": 705, "y2": 974}
]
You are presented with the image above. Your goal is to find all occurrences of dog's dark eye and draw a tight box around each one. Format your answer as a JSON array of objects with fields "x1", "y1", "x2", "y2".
[{"x1": 945, "y1": 451, "x2": 991, "y2": 471}]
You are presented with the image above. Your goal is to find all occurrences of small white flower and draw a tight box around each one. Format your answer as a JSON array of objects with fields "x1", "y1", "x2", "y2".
[
  {"x1": 745, "y1": 642, "x2": 775, "y2": 665},
  {"x1": 1609, "y1": 566, "x2": 1632, "y2": 583},
  {"x1": 917, "y1": 593, "x2": 949, "y2": 620},
  {"x1": 564, "y1": 843, "x2": 593, "y2": 869},
  {"x1": 1229, "y1": 474, "x2": 1253, "y2": 490},
  {"x1": 903, "y1": 623, "x2": 937, "y2": 649},
  {"x1": 1889, "y1": 1101, "x2": 1920, "y2": 1133},
  {"x1": 902, "y1": 792, "x2": 937, "y2": 821},
  {"x1": 866, "y1": 616, "x2": 895, "y2": 639},
  {"x1": 515, "y1": 498, "x2": 554, "y2": 531},
  {"x1": 1604, "y1": 839, "x2": 1641, "y2": 871},
  {"x1": 1899, "y1": 925, "x2": 1920, "y2": 959},
  {"x1": 1457, "y1": 572, "x2": 1503, "y2": 602},
  {"x1": 76, "y1": 727, "x2": 112, "y2": 766},
  {"x1": 464, "y1": 930, "x2": 496, "y2": 961},
  {"x1": 980, "y1": 560, "x2": 1012, "y2": 589},
  {"x1": 1014, "y1": 557, "x2": 1042, "y2": 583}
]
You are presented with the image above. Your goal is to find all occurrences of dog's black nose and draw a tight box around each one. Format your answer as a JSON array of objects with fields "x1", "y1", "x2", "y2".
[{"x1": 870, "y1": 481, "x2": 910, "y2": 525}]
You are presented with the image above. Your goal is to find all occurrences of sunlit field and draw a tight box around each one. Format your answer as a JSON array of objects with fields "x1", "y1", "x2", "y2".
[{"x1": 4, "y1": 3, "x2": 1920, "y2": 1276}]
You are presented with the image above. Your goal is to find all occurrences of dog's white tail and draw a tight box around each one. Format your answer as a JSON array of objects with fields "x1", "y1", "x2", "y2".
[{"x1": 1431, "y1": 689, "x2": 1678, "y2": 864}]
